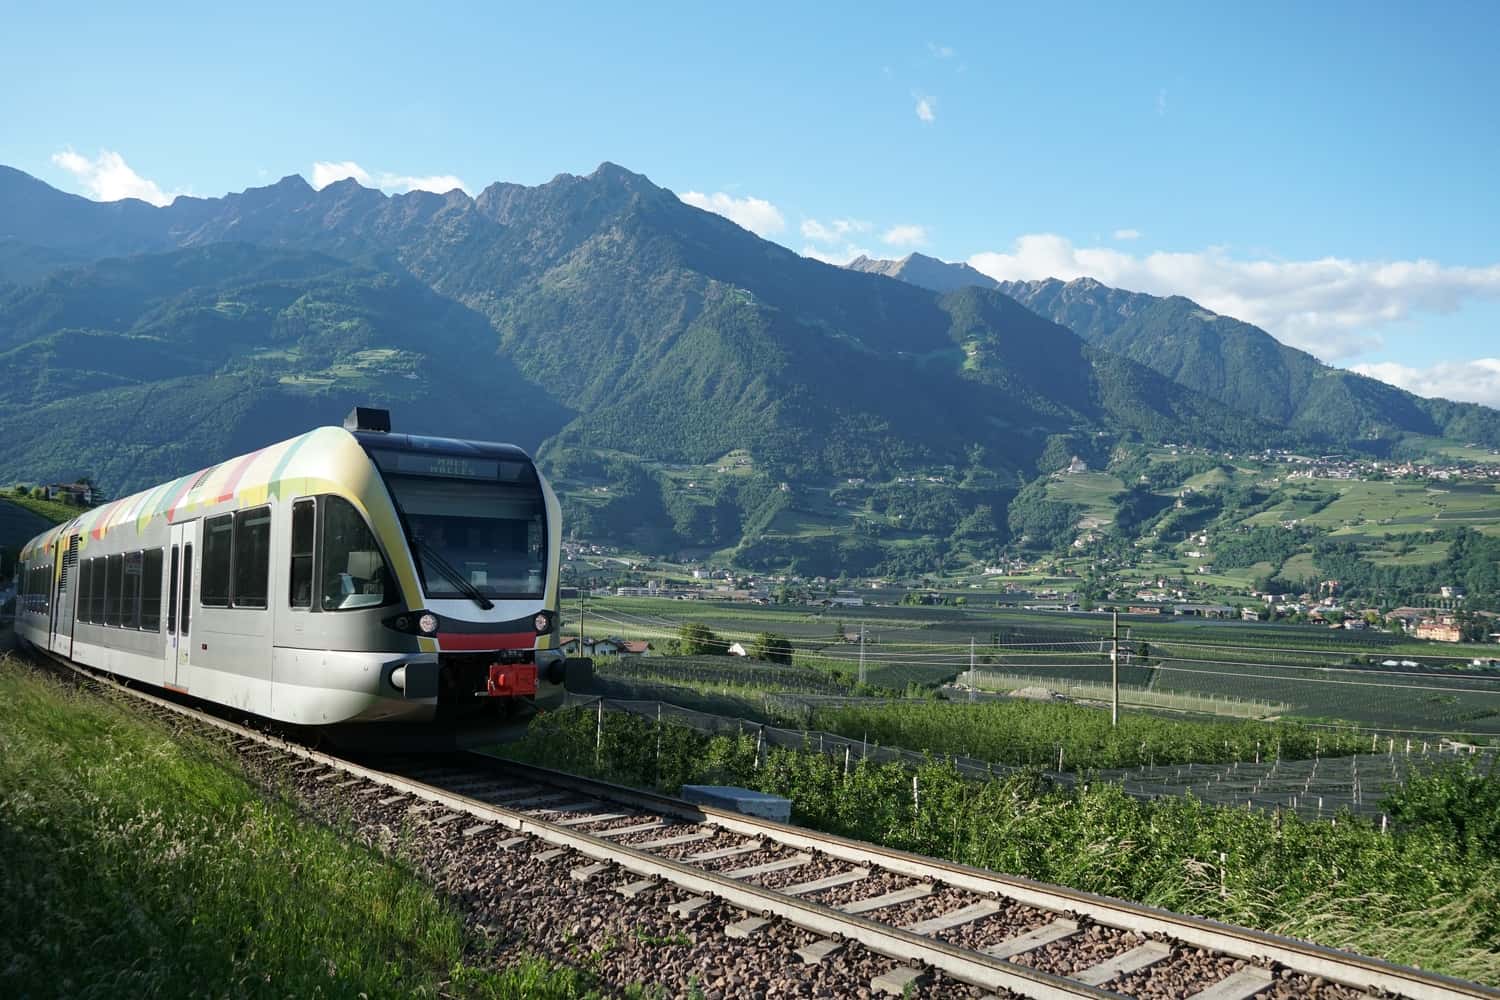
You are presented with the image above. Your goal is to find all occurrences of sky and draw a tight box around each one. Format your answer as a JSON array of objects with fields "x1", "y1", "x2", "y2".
[{"x1": 4, "y1": 1, "x2": 1499, "y2": 404}]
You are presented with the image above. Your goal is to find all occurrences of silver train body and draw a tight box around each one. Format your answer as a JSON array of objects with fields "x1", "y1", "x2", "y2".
[{"x1": 13, "y1": 410, "x2": 577, "y2": 746}]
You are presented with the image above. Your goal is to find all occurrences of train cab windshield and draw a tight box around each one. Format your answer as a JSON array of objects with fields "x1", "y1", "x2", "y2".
[{"x1": 370, "y1": 447, "x2": 547, "y2": 602}]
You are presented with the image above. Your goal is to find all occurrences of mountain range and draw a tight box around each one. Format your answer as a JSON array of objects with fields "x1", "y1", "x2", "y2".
[
  {"x1": 2, "y1": 165, "x2": 1496, "y2": 570},
  {"x1": 847, "y1": 252, "x2": 1498, "y2": 448}
]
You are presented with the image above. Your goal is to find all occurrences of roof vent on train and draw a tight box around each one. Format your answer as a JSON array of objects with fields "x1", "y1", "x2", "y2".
[{"x1": 344, "y1": 406, "x2": 391, "y2": 433}]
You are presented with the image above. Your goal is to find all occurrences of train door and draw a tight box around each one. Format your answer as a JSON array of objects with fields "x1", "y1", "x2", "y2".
[
  {"x1": 50, "y1": 534, "x2": 79, "y2": 658},
  {"x1": 164, "y1": 521, "x2": 196, "y2": 689}
]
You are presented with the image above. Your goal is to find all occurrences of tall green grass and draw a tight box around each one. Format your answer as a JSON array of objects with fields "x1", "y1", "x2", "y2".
[{"x1": 0, "y1": 657, "x2": 600, "y2": 999}]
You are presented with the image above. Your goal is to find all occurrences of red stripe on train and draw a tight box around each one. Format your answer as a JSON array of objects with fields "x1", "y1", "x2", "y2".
[{"x1": 436, "y1": 631, "x2": 534, "y2": 652}]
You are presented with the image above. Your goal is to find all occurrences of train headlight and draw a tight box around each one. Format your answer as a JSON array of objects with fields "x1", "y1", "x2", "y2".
[
  {"x1": 533, "y1": 612, "x2": 553, "y2": 634},
  {"x1": 418, "y1": 612, "x2": 439, "y2": 635}
]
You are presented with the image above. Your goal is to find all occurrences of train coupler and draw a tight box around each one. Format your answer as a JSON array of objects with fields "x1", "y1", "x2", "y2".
[{"x1": 481, "y1": 662, "x2": 537, "y2": 698}]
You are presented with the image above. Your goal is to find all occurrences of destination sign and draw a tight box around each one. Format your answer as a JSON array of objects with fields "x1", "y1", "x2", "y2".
[{"x1": 373, "y1": 451, "x2": 501, "y2": 481}]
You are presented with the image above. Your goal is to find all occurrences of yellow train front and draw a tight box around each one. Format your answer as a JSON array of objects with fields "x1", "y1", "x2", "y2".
[{"x1": 12, "y1": 407, "x2": 582, "y2": 748}]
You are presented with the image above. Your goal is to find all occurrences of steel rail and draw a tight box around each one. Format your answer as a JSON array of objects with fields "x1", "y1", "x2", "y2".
[{"x1": 479, "y1": 757, "x2": 1500, "y2": 1000}]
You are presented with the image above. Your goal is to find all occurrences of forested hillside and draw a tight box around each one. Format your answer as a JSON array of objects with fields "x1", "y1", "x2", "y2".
[
  {"x1": 848, "y1": 253, "x2": 1500, "y2": 451},
  {"x1": 0, "y1": 163, "x2": 1290, "y2": 571}
]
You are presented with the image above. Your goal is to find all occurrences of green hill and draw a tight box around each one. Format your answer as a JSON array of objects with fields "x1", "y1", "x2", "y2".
[
  {"x1": 846, "y1": 253, "x2": 1500, "y2": 453},
  {"x1": 0, "y1": 164, "x2": 1299, "y2": 574}
]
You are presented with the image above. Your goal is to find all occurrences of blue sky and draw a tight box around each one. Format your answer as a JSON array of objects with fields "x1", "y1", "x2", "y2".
[{"x1": 4, "y1": 1, "x2": 1498, "y2": 402}]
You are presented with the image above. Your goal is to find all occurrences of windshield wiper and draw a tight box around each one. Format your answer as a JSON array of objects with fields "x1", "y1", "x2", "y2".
[{"x1": 412, "y1": 539, "x2": 494, "y2": 610}]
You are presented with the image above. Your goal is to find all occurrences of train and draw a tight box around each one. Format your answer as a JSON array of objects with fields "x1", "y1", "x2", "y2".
[{"x1": 11, "y1": 407, "x2": 587, "y2": 747}]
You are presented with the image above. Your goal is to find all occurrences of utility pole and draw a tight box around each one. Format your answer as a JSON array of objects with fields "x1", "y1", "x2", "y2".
[
  {"x1": 579, "y1": 586, "x2": 586, "y2": 656},
  {"x1": 969, "y1": 636, "x2": 976, "y2": 702},
  {"x1": 1110, "y1": 611, "x2": 1120, "y2": 727},
  {"x1": 858, "y1": 623, "x2": 866, "y2": 687}
]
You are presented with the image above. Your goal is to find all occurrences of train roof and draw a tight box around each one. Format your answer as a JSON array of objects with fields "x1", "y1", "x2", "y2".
[
  {"x1": 351, "y1": 430, "x2": 531, "y2": 462},
  {"x1": 18, "y1": 425, "x2": 536, "y2": 562}
]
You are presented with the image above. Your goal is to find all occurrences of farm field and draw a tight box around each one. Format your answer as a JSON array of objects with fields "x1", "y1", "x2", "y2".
[
  {"x1": 806, "y1": 699, "x2": 1370, "y2": 769},
  {"x1": 1043, "y1": 470, "x2": 1124, "y2": 525},
  {"x1": 581, "y1": 599, "x2": 1500, "y2": 736}
]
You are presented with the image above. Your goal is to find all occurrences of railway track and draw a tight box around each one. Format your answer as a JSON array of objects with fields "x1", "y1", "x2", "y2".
[{"x1": 47, "y1": 656, "x2": 1500, "y2": 1000}]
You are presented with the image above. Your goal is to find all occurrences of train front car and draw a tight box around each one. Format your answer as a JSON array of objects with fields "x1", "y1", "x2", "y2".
[
  {"x1": 332, "y1": 410, "x2": 574, "y2": 748},
  {"x1": 11, "y1": 407, "x2": 572, "y2": 751}
]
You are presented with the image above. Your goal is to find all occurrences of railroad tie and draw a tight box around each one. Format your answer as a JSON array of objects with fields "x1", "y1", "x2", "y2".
[
  {"x1": 636, "y1": 830, "x2": 715, "y2": 849},
  {"x1": 523, "y1": 799, "x2": 600, "y2": 816},
  {"x1": 871, "y1": 966, "x2": 930, "y2": 997},
  {"x1": 503, "y1": 792, "x2": 574, "y2": 809},
  {"x1": 723, "y1": 916, "x2": 769, "y2": 939},
  {"x1": 685, "y1": 840, "x2": 762, "y2": 862},
  {"x1": 982, "y1": 918, "x2": 1078, "y2": 959},
  {"x1": 497, "y1": 835, "x2": 529, "y2": 850},
  {"x1": 615, "y1": 879, "x2": 658, "y2": 899},
  {"x1": 533, "y1": 848, "x2": 569, "y2": 863},
  {"x1": 462, "y1": 823, "x2": 494, "y2": 838},
  {"x1": 904, "y1": 899, "x2": 1002, "y2": 936},
  {"x1": 724, "y1": 853, "x2": 812, "y2": 879},
  {"x1": 795, "y1": 939, "x2": 843, "y2": 964},
  {"x1": 839, "y1": 883, "x2": 935, "y2": 915},
  {"x1": 1070, "y1": 941, "x2": 1171, "y2": 986},
  {"x1": 781, "y1": 867, "x2": 871, "y2": 897},
  {"x1": 667, "y1": 896, "x2": 712, "y2": 918},
  {"x1": 377, "y1": 794, "x2": 408, "y2": 806},
  {"x1": 429, "y1": 812, "x2": 465, "y2": 828},
  {"x1": 595, "y1": 820, "x2": 668, "y2": 838},
  {"x1": 1185, "y1": 967, "x2": 1276, "y2": 1000},
  {"x1": 570, "y1": 861, "x2": 609, "y2": 882},
  {"x1": 554, "y1": 811, "x2": 632, "y2": 827}
]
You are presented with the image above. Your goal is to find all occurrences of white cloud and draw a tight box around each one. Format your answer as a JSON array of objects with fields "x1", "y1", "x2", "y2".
[
  {"x1": 928, "y1": 42, "x2": 955, "y2": 59},
  {"x1": 882, "y1": 224, "x2": 929, "y2": 247},
  {"x1": 1113, "y1": 228, "x2": 1142, "y2": 241},
  {"x1": 802, "y1": 244, "x2": 875, "y2": 266},
  {"x1": 311, "y1": 160, "x2": 469, "y2": 194},
  {"x1": 386, "y1": 173, "x2": 468, "y2": 194},
  {"x1": 802, "y1": 218, "x2": 872, "y2": 243},
  {"x1": 679, "y1": 190, "x2": 786, "y2": 237},
  {"x1": 311, "y1": 160, "x2": 373, "y2": 188},
  {"x1": 915, "y1": 95, "x2": 937, "y2": 123},
  {"x1": 50, "y1": 148, "x2": 174, "y2": 206},
  {"x1": 1351, "y1": 359, "x2": 1500, "y2": 408},
  {"x1": 967, "y1": 233, "x2": 1500, "y2": 362}
]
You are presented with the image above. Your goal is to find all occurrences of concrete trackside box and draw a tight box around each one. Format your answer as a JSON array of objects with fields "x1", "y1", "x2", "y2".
[{"x1": 680, "y1": 785, "x2": 792, "y2": 823}]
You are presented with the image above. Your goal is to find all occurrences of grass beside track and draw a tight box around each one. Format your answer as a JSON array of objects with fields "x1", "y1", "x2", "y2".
[{"x1": 0, "y1": 655, "x2": 601, "y2": 999}]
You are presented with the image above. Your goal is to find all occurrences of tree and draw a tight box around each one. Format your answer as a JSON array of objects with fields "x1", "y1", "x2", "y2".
[
  {"x1": 752, "y1": 632, "x2": 793, "y2": 664},
  {"x1": 678, "y1": 621, "x2": 727, "y2": 655}
]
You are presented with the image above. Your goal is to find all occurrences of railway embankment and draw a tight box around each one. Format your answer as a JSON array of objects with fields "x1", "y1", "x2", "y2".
[{"x1": 0, "y1": 655, "x2": 601, "y2": 999}]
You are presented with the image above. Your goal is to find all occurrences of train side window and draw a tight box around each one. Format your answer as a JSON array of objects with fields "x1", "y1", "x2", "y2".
[
  {"x1": 319, "y1": 496, "x2": 395, "y2": 611},
  {"x1": 90, "y1": 558, "x2": 106, "y2": 623},
  {"x1": 122, "y1": 551, "x2": 142, "y2": 629},
  {"x1": 77, "y1": 557, "x2": 93, "y2": 623},
  {"x1": 232, "y1": 507, "x2": 271, "y2": 609},
  {"x1": 201, "y1": 514, "x2": 233, "y2": 607},
  {"x1": 181, "y1": 544, "x2": 193, "y2": 635},
  {"x1": 140, "y1": 548, "x2": 163, "y2": 631},
  {"x1": 105, "y1": 554, "x2": 124, "y2": 626},
  {"x1": 289, "y1": 500, "x2": 315, "y2": 609},
  {"x1": 168, "y1": 547, "x2": 179, "y2": 634}
]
